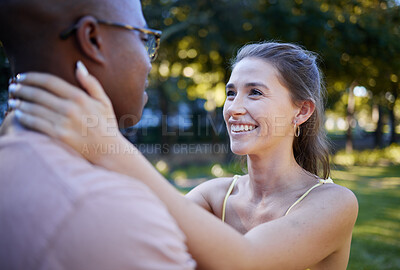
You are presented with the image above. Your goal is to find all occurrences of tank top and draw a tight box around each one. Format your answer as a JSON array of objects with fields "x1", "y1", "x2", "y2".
[{"x1": 221, "y1": 175, "x2": 334, "y2": 222}]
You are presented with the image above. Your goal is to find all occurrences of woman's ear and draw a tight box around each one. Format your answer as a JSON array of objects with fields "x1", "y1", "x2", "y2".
[
  {"x1": 75, "y1": 16, "x2": 106, "y2": 64},
  {"x1": 294, "y1": 100, "x2": 315, "y2": 125}
]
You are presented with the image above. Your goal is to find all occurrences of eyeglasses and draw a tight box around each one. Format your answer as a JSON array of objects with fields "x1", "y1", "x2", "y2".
[{"x1": 60, "y1": 19, "x2": 162, "y2": 61}]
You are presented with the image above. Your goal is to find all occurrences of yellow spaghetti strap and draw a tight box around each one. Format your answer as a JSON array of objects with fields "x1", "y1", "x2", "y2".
[
  {"x1": 222, "y1": 175, "x2": 240, "y2": 223},
  {"x1": 284, "y1": 178, "x2": 334, "y2": 216}
]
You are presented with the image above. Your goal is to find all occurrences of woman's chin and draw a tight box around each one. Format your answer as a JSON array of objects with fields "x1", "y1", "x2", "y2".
[{"x1": 230, "y1": 147, "x2": 249, "y2": 156}]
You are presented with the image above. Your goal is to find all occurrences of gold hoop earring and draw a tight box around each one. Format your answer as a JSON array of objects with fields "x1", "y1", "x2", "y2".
[{"x1": 294, "y1": 124, "x2": 300, "y2": 137}]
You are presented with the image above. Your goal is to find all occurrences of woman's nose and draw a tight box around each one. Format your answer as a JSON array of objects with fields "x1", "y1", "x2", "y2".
[{"x1": 226, "y1": 96, "x2": 246, "y2": 116}]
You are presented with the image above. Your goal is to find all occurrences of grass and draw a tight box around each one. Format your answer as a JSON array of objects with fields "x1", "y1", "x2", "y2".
[
  {"x1": 331, "y1": 165, "x2": 400, "y2": 270},
  {"x1": 169, "y1": 163, "x2": 400, "y2": 269}
]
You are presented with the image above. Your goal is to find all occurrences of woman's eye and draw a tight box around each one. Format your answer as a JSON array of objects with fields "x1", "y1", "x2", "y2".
[
  {"x1": 250, "y1": 89, "x2": 262, "y2": 96},
  {"x1": 226, "y1": 90, "x2": 235, "y2": 97}
]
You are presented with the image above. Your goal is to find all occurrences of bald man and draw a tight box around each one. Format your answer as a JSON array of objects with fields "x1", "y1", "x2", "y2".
[{"x1": 0, "y1": 0, "x2": 195, "y2": 269}]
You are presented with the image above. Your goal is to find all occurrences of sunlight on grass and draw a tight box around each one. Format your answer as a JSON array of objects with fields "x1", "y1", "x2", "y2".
[
  {"x1": 331, "y1": 169, "x2": 361, "y2": 182},
  {"x1": 354, "y1": 222, "x2": 400, "y2": 245},
  {"x1": 386, "y1": 208, "x2": 400, "y2": 220},
  {"x1": 332, "y1": 165, "x2": 400, "y2": 270}
]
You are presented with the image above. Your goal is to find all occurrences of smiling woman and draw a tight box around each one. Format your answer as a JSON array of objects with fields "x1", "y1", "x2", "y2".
[
  {"x1": 227, "y1": 42, "x2": 330, "y2": 178},
  {"x1": 7, "y1": 41, "x2": 358, "y2": 269}
]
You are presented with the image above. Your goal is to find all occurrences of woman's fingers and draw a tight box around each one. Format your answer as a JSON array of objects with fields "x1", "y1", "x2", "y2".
[
  {"x1": 11, "y1": 100, "x2": 80, "y2": 142},
  {"x1": 9, "y1": 84, "x2": 71, "y2": 113},
  {"x1": 9, "y1": 99, "x2": 64, "y2": 125},
  {"x1": 14, "y1": 62, "x2": 112, "y2": 111},
  {"x1": 75, "y1": 61, "x2": 113, "y2": 107},
  {"x1": 13, "y1": 110, "x2": 57, "y2": 138},
  {"x1": 16, "y1": 71, "x2": 88, "y2": 102}
]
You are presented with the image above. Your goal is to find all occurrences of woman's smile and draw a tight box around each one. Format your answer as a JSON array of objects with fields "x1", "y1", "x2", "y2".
[
  {"x1": 223, "y1": 57, "x2": 296, "y2": 155},
  {"x1": 230, "y1": 123, "x2": 259, "y2": 133}
]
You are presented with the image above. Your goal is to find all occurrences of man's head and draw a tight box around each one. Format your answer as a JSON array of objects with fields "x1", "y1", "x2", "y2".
[{"x1": 0, "y1": 0, "x2": 155, "y2": 127}]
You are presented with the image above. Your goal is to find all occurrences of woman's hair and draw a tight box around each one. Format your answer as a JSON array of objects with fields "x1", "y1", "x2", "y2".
[{"x1": 231, "y1": 41, "x2": 330, "y2": 179}]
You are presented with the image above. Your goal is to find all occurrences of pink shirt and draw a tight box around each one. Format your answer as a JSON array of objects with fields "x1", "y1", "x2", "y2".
[{"x1": 0, "y1": 126, "x2": 195, "y2": 270}]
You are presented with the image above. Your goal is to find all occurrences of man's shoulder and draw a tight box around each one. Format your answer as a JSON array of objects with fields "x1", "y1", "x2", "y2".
[
  {"x1": 0, "y1": 129, "x2": 174, "y2": 228},
  {"x1": 45, "y1": 181, "x2": 196, "y2": 270},
  {"x1": 0, "y1": 128, "x2": 172, "y2": 220},
  {"x1": 0, "y1": 131, "x2": 196, "y2": 270},
  {"x1": 0, "y1": 130, "x2": 151, "y2": 194}
]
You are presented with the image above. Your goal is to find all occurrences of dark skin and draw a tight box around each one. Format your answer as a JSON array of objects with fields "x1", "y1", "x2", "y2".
[
  {"x1": 2, "y1": 1, "x2": 85, "y2": 79},
  {"x1": 1, "y1": 0, "x2": 151, "y2": 127}
]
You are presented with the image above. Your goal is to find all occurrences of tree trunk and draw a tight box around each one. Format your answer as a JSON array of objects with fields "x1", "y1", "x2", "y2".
[
  {"x1": 346, "y1": 81, "x2": 357, "y2": 153},
  {"x1": 389, "y1": 84, "x2": 398, "y2": 144},
  {"x1": 374, "y1": 104, "x2": 384, "y2": 148}
]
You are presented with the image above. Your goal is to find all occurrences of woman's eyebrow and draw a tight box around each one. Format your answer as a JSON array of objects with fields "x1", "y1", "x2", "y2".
[
  {"x1": 226, "y1": 82, "x2": 269, "y2": 90},
  {"x1": 226, "y1": 83, "x2": 235, "y2": 90},
  {"x1": 245, "y1": 82, "x2": 269, "y2": 90}
]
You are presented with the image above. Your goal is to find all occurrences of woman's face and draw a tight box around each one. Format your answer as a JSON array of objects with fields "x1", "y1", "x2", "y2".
[{"x1": 223, "y1": 57, "x2": 299, "y2": 156}]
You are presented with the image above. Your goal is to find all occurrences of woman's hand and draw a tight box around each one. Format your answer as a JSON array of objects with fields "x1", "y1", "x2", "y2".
[{"x1": 8, "y1": 61, "x2": 131, "y2": 165}]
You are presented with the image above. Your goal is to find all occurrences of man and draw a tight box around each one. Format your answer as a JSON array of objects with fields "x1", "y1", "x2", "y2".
[{"x1": 0, "y1": 0, "x2": 195, "y2": 269}]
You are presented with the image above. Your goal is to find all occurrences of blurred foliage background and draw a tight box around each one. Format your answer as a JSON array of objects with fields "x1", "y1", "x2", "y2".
[
  {"x1": 1, "y1": 0, "x2": 400, "y2": 268},
  {"x1": 1, "y1": 0, "x2": 400, "y2": 151},
  {"x1": 138, "y1": 0, "x2": 400, "y2": 153}
]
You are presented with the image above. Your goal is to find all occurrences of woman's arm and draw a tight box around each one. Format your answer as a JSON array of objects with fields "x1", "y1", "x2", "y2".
[
  {"x1": 83, "y1": 141, "x2": 358, "y2": 269},
  {"x1": 185, "y1": 177, "x2": 233, "y2": 215},
  {"x1": 9, "y1": 68, "x2": 254, "y2": 269},
  {"x1": 9, "y1": 65, "x2": 358, "y2": 270}
]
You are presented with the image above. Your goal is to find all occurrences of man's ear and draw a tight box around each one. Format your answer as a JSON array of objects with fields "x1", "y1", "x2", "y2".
[
  {"x1": 75, "y1": 16, "x2": 106, "y2": 64},
  {"x1": 294, "y1": 100, "x2": 315, "y2": 125}
]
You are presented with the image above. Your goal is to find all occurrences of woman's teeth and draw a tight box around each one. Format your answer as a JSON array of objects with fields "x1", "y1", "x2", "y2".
[{"x1": 231, "y1": 124, "x2": 257, "y2": 133}]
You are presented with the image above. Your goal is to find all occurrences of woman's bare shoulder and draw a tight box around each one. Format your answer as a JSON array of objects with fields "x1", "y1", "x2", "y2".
[
  {"x1": 296, "y1": 181, "x2": 359, "y2": 228},
  {"x1": 185, "y1": 176, "x2": 240, "y2": 213},
  {"x1": 318, "y1": 182, "x2": 358, "y2": 211},
  {"x1": 243, "y1": 183, "x2": 358, "y2": 269},
  {"x1": 305, "y1": 183, "x2": 359, "y2": 251},
  {"x1": 283, "y1": 181, "x2": 358, "y2": 238},
  {"x1": 200, "y1": 176, "x2": 238, "y2": 189},
  {"x1": 186, "y1": 176, "x2": 238, "y2": 199}
]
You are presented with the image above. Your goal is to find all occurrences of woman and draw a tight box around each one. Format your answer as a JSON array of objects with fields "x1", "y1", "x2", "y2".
[{"x1": 8, "y1": 42, "x2": 358, "y2": 269}]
